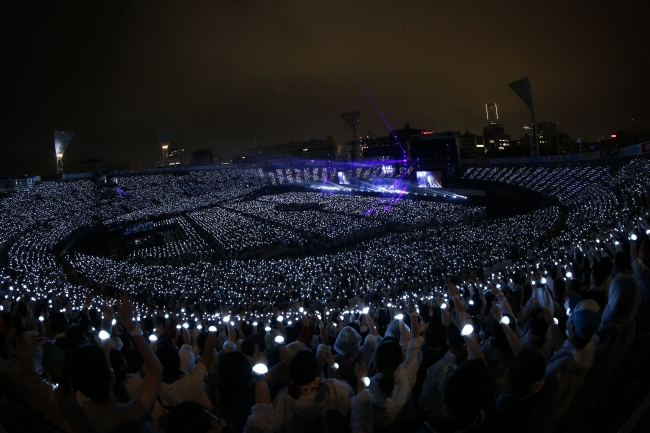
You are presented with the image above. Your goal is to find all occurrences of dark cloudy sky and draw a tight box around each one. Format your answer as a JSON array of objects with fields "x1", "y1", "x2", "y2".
[{"x1": 1, "y1": 0, "x2": 649, "y2": 176}]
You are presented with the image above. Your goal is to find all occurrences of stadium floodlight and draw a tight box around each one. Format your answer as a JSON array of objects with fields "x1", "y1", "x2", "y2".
[
  {"x1": 340, "y1": 112, "x2": 361, "y2": 160},
  {"x1": 156, "y1": 129, "x2": 177, "y2": 167},
  {"x1": 54, "y1": 131, "x2": 75, "y2": 175},
  {"x1": 508, "y1": 77, "x2": 538, "y2": 156},
  {"x1": 340, "y1": 112, "x2": 360, "y2": 141}
]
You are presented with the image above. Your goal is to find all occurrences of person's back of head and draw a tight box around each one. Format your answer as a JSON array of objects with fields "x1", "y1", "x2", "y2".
[
  {"x1": 289, "y1": 350, "x2": 320, "y2": 399},
  {"x1": 50, "y1": 312, "x2": 69, "y2": 335},
  {"x1": 425, "y1": 321, "x2": 447, "y2": 349},
  {"x1": 447, "y1": 324, "x2": 467, "y2": 364},
  {"x1": 507, "y1": 350, "x2": 546, "y2": 397},
  {"x1": 242, "y1": 334, "x2": 266, "y2": 357},
  {"x1": 375, "y1": 340, "x2": 402, "y2": 398},
  {"x1": 156, "y1": 343, "x2": 182, "y2": 383},
  {"x1": 348, "y1": 322, "x2": 361, "y2": 336},
  {"x1": 285, "y1": 326, "x2": 299, "y2": 344},
  {"x1": 333, "y1": 326, "x2": 361, "y2": 358},
  {"x1": 444, "y1": 359, "x2": 494, "y2": 422},
  {"x1": 71, "y1": 344, "x2": 113, "y2": 402},
  {"x1": 64, "y1": 325, "x2": 88, "y2": 349},
  {"x1": 219, "y1": 351, "x2": 252, "y2": 394},
  {"x1": 569, "y1": 299, "x2": 602, "y2": 349},
  {"x1": 592, "y1": 256, "x2": 613, "y2": 287}
]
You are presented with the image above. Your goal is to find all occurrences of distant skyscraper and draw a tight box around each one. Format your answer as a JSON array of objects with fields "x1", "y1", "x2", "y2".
[
  {"x1": 537, "y1": 121, "x2": 558, "y2": 155},
  {"x1": 483, "y1": 123, "x2": 511, "y2": 152},
  {"x1": 485, "y1": 103, "x2": 498, "y2": 124}
]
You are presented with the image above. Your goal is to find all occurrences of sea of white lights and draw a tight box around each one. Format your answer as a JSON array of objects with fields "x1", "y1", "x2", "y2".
[{"x1": 1, "y1": 160, "x2": 649, "y2": 330}]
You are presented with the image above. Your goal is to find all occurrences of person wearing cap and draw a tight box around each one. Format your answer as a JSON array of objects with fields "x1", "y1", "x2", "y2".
[
  {"x1": 273, "y1": 350, "x2": 353, "y2": 433},
  {"x1": 529, "y1": 298, "x2": 601, "y2": 433},
  {"x1": 367, "y1": 312, "x2": 423, "y2": 429},
  {"x1": 333, "y1": 323, "x2": 381, "y2": 392},
  {"x1": 565, "y1": 274, "x2": 638, "y2": 423},
  {"x1": 11, "y1": 342, "x2": 75, "y2": 433},
  {"x1": 418, "y1": 324, "x2": 466, "y2": 418}
]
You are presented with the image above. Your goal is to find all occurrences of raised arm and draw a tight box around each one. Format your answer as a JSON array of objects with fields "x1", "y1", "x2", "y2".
[
  {"x1": 540, "y1": 308, "x2": 565, "y2": 351},
  {"x1": 365, "y1": 312, "x2": 378, "y2": 336},
  {"x1": 451, "y1": 307, "x2": 485, "y2": 361},
  {"x1": 243, "y1": 346, "x2": 274, "y2": 433},
  {"x1": 409, "y1": 305, "x2": 420, "y2": 338},
  {"x1": 199, "y1": 322, "x2": 218, "y2": 368},
  {"x1": 437, "y1": 294, "x2": 452, "y2": 326},
  {"x1": 116, "y1": 292, "x2": 162, "y2": 412},
  {"x1": 630, "y1": 234, "x2": 638, "y2": 261},
  {"x1": 492, "y1": 306, "x2": 522, "y2": 356}
]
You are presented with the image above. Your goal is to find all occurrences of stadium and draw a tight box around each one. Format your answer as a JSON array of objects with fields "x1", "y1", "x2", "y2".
[
  {"x1": 1, "y1": 148, "x2": 649, "y2": 433},
  {"x1": 4, "y1": 0, "x2": 650, "y2": 430}
]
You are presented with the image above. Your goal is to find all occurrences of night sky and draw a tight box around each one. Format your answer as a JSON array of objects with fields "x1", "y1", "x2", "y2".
[{"x1": 2, "y1": 0, "x2": 649, "y2": 176}]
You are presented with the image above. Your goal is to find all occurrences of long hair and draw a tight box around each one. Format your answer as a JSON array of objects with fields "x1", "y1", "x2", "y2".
[
  {"x1": 156, "y1": 343, "x2": 182, "y2": 383},
  {"x1": 288, "y1": 350, "x2": 320, "y2": 399},
  {"x1": 70, "y1": 344, "x2": 112, "y2": 402},
  {"x1": 374, "y1": 341, "x2": 402, "y2": 397}
]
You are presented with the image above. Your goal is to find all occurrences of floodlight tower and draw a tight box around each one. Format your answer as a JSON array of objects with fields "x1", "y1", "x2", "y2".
[
  {"x1": 54, "y1": 131, "x2": 75, "y2": 175},
  {"x1": 156, "y1": 129, "x2": 177, "y2": 167},
  {"x1": 508, "y1": 78, "x2": 538, "y2": 156},
  {"x1": 340, "y1": 111, "x2": 360, "y2": 160}
]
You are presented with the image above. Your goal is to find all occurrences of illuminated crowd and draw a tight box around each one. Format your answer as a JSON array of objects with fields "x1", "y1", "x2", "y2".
[
  {"x1": 0, "y1": 159, "x2": 649, "y2": 433},
  {"x1": 127, "y1": 217, "x2": 214, "y2": 265},
  {"x1": 462, "y1": 165, "x2": 608, "y2": 202},
  {"x1": 187, "y1": 207, "x2": 303, "y2": 257}
]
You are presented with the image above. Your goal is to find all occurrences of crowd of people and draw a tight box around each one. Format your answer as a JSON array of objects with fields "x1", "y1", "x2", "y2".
[
  {"x1": 260, "y1": 193, "x2": 484, "y2": 227},
  {"x1": 187, "y1": 207, "x2": 303, "y2": 257},
  {"x1": 0, "y1": 158, "x2": 649, "y2": 433},
  {"x1": 462, "y1": 166, "x2": 608, "y2": 202},
  {"x1": 127, "y1": 217, "x2": 214, "y2": 265}
]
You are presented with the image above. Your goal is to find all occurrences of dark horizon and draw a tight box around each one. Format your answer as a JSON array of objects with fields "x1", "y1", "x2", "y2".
[{"x1": 2, "y1": 0, "x2": 649, "y2": 176}]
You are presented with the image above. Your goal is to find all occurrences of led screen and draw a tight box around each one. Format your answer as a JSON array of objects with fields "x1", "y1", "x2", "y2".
[{"x1": 416, "y1": 171, "x2": 442, "y2": 188}]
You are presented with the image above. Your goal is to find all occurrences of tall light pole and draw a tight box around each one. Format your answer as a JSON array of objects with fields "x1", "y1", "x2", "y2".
[
  {"x1": 508, "y1": 78, "x2": 538, "y2": 156},
  {"x1": 156, "y1": 129, "x2": 176, "y2": 168},
  {"x1": 161, "y1": 144, "x2": 169, "y2": 167},
  {"x1": 54, "y1": 131, "x2": 75, "y2": 175},
  {"x1": 340, "y1": 111, "x2": 360, "y2": 160}
]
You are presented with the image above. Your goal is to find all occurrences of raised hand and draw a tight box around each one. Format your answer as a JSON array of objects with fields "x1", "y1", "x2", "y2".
[
  {"x1": 354, "y1": 362, "x2": 368, "y2": 381},
  {"x1": 451, "y1": 307, "x2": 471, "y2": 330},
  {"x1": 491, "y1": 305, "x2": 503, "y2": 323},
  {"x1": 116, "y1": 292, "x2": 135, "y2": 331},
  {"x1": 251, "y1": 343, "x2": 266, "y2": 366}
]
